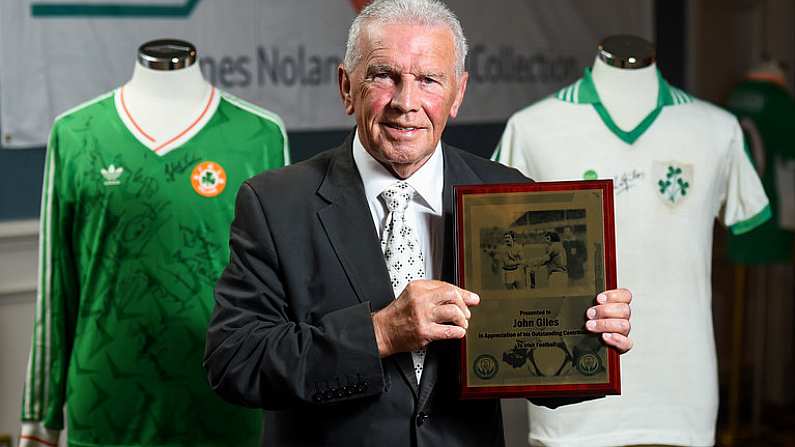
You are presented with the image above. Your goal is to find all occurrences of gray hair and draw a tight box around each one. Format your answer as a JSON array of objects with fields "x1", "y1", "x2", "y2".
[{"x1": 343, "y1": 0, "x2": 468, "y2": 77}]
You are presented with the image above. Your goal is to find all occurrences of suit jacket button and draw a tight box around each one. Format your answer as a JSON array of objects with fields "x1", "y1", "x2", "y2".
[
  {"x1": 324, "y1": 389, "x2": 335, "y2": 400},
  {"x1": 312, "y1": 392, "x2": 322, "y2": 402},
  {"x1": 416, "y1": 412, "x2": 429, "y2": 426}
]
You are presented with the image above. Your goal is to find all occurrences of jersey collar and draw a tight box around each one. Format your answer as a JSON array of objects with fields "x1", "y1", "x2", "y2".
[
  {"x1": 555, "y1": 68, "x2": 693, "y2": 144},
  {"x1": 114, "y1": 86, "x2": 221, "y2": 156}
]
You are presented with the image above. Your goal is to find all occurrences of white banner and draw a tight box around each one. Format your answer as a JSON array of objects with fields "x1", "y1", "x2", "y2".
[{"x1": 0, "y1": 0, "x2": 652, "y2": 148}]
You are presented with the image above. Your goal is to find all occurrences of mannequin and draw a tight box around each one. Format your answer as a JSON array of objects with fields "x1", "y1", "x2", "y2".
[
  {"x1": 20, "y1": 37, "x2": 288, "y2": 447},
  {"x1": 591, "y1": 35, "x2": 658, "y2": 132},
  {"x1": 494, "y1": 34, "x2": 770, "y2": 447},
  {"x1": 120, "y1": 39, "x2": 215, "y2": 150}
]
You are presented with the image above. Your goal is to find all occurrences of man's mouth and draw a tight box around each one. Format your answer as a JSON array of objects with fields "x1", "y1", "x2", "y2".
[{"x1": 383, "y1": 123, "x2": 422, "y2": 132}]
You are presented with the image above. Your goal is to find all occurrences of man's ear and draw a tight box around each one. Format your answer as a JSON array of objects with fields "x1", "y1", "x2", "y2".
[
  {"x1": 338, "y1": 65, "x2": 355, "y2": 115},
  {"x1": 448, "y1": 71, "x2": 469, "y2": 119}
]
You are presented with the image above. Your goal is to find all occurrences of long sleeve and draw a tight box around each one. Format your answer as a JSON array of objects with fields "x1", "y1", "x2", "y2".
[
  {"x1": 20, "y1": 126, "x2": 79, "y2": 446},
  {"x1": 203, "y1": 182, "x2": 384, "y2": 410}
]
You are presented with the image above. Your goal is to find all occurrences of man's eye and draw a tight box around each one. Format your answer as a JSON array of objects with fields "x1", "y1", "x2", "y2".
[
  {"x1": 372, "y1": 72, "x2": 391, "y2": 79},
  {"x1": 419, "y1": 76, "x2": 441, "y2": 86}
]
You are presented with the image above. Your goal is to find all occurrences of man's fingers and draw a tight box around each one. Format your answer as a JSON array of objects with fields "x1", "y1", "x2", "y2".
[
  {"x1": 585, "y1": 318, "x2": 630, "y2": 336},
  {"x1": 587, "y1": 303, "x2": 630, "y2": 320},
  {"x1": 431, "y1": 303, "x2": 469, "y2": 329},
  {"x1": 431, "y1": 286, "x2": 479, "y2": 317},
  {"x1": 434, "y1": 286, "x2": 479, "y2": 307},
  {"x1": 462, "y1": 290, "x2": 480, "y2": 306},
  {"x1": 404, "y1": 281, "x2": 479, "y2": 308},
  {"x1": 407, "y1": 279, "x2": 449, "y2": 291},
  {"x1": 427, "y1": 323, "x2": 466, "y2": 341},
  {"x1": 601, "y1": 332, "x2": 633, "y2": 353},
  {"x1": 596, "y1": 288, "x2": 632, "y2": 305}
]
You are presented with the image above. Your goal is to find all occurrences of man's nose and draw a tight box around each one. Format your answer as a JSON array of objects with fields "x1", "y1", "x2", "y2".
[{"x1": 390, "y1": 77, "x2": 420, "y2": 112}]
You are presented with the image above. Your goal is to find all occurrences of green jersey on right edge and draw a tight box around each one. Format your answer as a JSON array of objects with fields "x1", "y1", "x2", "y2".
[
  {"x1": 21, "y1": 87, "x2": 288, "y2": 447},
  {"x1": 726, "y1": 78, "x2": 795, "y2": 264}
]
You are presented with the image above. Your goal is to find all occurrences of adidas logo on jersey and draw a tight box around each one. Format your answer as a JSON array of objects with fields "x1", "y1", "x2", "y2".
[{"x1": 101, "y1": 164, "x2": 124, "y2": 186}]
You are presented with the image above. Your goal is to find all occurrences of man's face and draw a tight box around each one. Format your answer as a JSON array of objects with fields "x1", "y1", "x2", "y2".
[
  {"x1": 504, "y1": 234, "x2": 514, "y2": 246},
  {"x1": 339, "y1": 22, "x2": 469, "y2": 179}
]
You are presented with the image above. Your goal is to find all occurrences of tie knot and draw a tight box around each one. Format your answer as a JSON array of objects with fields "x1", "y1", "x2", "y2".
[{"x1": 381, "y1": 181, "x2": 414, "y2": 213}]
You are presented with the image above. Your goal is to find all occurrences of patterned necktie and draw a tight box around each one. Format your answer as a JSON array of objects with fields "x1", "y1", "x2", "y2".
[{"x1": 380, "y1": 181, "x2": 426, "y2": 383}]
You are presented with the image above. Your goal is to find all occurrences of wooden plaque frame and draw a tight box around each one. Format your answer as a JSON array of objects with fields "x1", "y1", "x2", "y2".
[{"x1": 454, "y1": 180, "x2": 620, "y2": 399}]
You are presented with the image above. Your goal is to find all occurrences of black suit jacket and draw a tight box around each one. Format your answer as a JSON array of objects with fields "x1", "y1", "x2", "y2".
[{"x1": 204, "y1": 134, "x2": 529, "y2": 446}]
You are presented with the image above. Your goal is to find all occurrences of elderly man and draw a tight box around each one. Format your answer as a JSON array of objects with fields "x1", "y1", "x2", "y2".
[{"x1": 203, "y1": 1, "x2": 632, "y2": 445}]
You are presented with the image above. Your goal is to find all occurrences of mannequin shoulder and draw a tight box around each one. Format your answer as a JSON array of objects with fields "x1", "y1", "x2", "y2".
[
  {"x1": 52, "y1": 90, "x2": 117, "y2": 133},
  {"x1": 505, "y1": 95, "x2": 589, "y2": 134},
  {"x1": 511, "y1": 96, "x2": 573, "y2": 120},
  {"x1": 217, "y1": 90, "x2": 287, "y2": 133},
  {"x1": 671, "y1": 94, "x2": 739, "y2": 128}
]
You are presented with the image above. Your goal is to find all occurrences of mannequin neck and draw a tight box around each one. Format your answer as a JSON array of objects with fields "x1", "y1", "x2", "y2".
[
  {"x1": 126, "y1": 61, "x2": 208, "y2": 100},
  {"x1": 591, "y1": 56, "x2": 659, "y2": 131},
  {"x1": 121, "y1": 62, "x2": 212, "y2": 142}
]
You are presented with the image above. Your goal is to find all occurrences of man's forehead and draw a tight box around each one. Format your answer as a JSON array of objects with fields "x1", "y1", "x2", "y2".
[
  {"x1": 361, "y1": 21, "x2": 455, "y2": 53},
  {"x1": 360, "y1": 26, "x2": 455, "y2": 74}
]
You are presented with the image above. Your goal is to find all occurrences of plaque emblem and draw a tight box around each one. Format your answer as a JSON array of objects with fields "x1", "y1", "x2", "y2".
[
  {"x1": 654, "y1": 161, "x2": 693, "y2": 207},
  {"x1": 575, "y1": 352, "x2": 602, "y2": 376},
  {"x1": 473, "y1": 354, "x2": 498, "y2": 380}
]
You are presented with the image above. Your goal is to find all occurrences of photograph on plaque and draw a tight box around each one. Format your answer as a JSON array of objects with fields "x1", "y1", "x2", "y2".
[{"x1": 455, "y1": 181, "x2": 619, "y2": 399}]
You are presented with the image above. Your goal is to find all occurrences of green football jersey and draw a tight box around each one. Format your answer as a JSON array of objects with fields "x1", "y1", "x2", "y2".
[
  {"x1": 726, "y1": 79, "x2": 795, "y2": 264},
  {"x1": 21, "y1": 88, "x2": 288, "y2": 447}
]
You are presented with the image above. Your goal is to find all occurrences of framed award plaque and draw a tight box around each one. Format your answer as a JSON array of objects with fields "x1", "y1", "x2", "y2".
[{"x1": 454, "y1": 180, "x2": 620, "y2": 399}]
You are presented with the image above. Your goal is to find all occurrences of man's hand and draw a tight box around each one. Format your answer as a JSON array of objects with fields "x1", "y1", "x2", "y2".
[
  {"x1": 585, "y1": 288, "x2": 633, "y2": 353},
  {"x1": 372, "y1": 280, "x2": 480, "y2": 358}
]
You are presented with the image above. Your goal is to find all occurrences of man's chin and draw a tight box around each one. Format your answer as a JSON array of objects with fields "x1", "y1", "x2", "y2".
[{"x1": 378, "y1": 148, "x2": 436, "y2": 178}]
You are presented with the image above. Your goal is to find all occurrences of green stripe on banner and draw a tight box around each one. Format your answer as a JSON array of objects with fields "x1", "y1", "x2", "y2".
[{"x1": 32, "y1": 0, "x2": 201, "y2": 18}]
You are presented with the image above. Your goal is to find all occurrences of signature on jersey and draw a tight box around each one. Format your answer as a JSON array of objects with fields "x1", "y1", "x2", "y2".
[{"x1": 613, "y1": 169, "x2": 645, "y2": 195}]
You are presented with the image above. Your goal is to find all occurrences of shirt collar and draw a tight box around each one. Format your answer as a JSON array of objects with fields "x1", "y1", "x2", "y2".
[
  {"x1": 553, "y1": 67, "x2": 694, "y2": 145},
  {"x1": 352, "y1": 128, "x2": 444, "y2": 215},
  {"x1": 557, "y1": 67, "x2": 688, "y2": 107}
]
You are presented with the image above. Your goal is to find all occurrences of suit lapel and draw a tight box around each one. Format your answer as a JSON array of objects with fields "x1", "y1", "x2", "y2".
[
  {"x1": 418, "y1": 144, "x2": 482, "y2": 410},
  {"x1": 316, "y1": 133, "x2": 419, "y2": 396},
  {"x1": 316, "y1": 134, "x2": 395, "y2": 311}
]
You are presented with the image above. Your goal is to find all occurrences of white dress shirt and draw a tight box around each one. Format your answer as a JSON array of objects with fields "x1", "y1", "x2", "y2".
[{"x1": 352, "y1": 130, "x2": 445, "y2": 284}]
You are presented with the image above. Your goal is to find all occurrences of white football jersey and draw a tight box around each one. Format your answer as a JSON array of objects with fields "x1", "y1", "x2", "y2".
[{"x1": 494, "y1": 68, "x2": 770, "y2": 447}]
